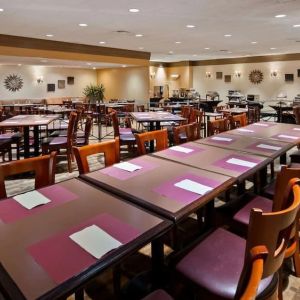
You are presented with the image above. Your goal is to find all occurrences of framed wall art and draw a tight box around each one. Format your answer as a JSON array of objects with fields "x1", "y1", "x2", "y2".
[
  {"x1": 47, "y1": 84, "x2": 55, "y2": 92},
  {"x1": 224, "y1": 75, "x2": 231, "y2": 83},
  {"x1": 67, "y1": 77, "x2": 74, "y2": 85},
  {"x1": 216, "y1": 72, "x2": 223, "y2": 79},
  {"x1": 285, "y1": 74, "x2": 294, "y2": 82},
  {"x1": 58, "y1": 80, "x2": 65, "y2": 89}
]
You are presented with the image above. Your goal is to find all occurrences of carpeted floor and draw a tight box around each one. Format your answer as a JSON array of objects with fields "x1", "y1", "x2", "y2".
[{"x1": 2, "y1": 123, "x2": 300, "y2": 299}]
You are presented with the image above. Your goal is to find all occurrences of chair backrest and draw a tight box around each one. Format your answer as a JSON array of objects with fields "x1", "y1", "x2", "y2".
[
  {"x1": 229, "y1": 113, "x2": 248, "y2": 129},
  {"x1": 73, "y1": 138, "x2": 120, "y2": 174},
  {"x1": 67, "y1": 112, "x2": 77, "y2": 147},
  {"x1": 135, "y1": 129, "x2": 168, "y2": 155},
  {"x1": 0, "y1": 152, "x2": 57, "y2": 199},
  {"x1": 173, "y1": 122, "x2": 199, "y2": 145},
  {"x1": 293, "y1": 106, "x2": 300, "y2": 125},
  {"x1": 137, "y1": 105, "x2": 145, "y2": 112},
  {"x1": 181, "y1": 105, "x2": 191, "y2": 122},
  {"x1": 110, "y1": 111, "x2": 120, "y2": 137},
  {"x1": 248, "y1": 107, "x2": 260, "y2": 124},
  {"x1": 207, "y1": 118, "x2": 229, "y2": 136},
  {"x1": 83, "y1": 115, "x2": 93, "y2": 145},
  {"x1": 235, "y1": 178, "x2": 300, "y2": 299}
]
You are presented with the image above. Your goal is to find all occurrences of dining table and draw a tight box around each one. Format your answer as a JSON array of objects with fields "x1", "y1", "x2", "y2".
[
  {"x1": 0, "y1": 178, "x2": 172, "y2": 300},
  {"x1": 0, "y1": 114, "x2": 59, "y2": 157}
]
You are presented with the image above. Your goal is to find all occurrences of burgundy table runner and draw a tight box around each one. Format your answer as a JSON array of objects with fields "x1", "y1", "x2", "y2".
[{"x1": 246, "y1": 141, "x2": 283, "y2": 153}]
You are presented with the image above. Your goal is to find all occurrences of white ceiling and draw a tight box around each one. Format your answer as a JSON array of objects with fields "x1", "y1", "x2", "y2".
[{"x1": 0, "y1": 0, "x2": 300, "y2": 64}]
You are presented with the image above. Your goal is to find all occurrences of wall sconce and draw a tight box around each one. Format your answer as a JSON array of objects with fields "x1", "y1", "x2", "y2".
[
  {"x1": 205, "y1": 72, "x2": 212, "y2": 78},
  {"x1": 170, "y1": 74, "x2": 180, "y2": 80},
  {"x1": 235, "y1": 71, "x2": 241, "y2": 77},
  {"x1": 271, "y1": 70, "x2": 278, "y2": 77},
  {"x1": 37, "y1": 76, "x2": 44, "y2": 84},
  {"x1": 150, "y1": 72, "x2": 156, "y2": 79}
]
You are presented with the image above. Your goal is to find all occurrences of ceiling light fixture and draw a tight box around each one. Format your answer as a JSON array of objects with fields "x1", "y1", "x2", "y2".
[
  {"x1": 251, "y1": 41, "x2": 257, "y2": 44},
  {"x1": 175, "y1": 41, "x2": 181, "y2": 44},
  {"x1": 129, "y1": 8, "x2": 139, "y2": 13},
  {"x1": 275, "y1": 14, "x2": 286, "y2": 18},
  {"x1": 224, "y1": 34, "x2": 232, "y2": 37},
  {"x1": 186, "y1": 25, "x2": 195, "y2": 28},
  {"x1": 99, "y1": 41, "x2": 106, "y2": 44},
  {"x1": 293, "y1": 24, "x2": 300, "y2": 27},
  {"x1": 122, "y1": 65, "x2": 127, "y2": 68},
  {"x1": 17, "y1": 64, "x2": 22, "y2": 67},
  {"x1": 93, "y1": 67, "x2": 96, "y2": 70},
  {"x1": 40, "y1": 59, "x2": 48, "y2": 63},
  {"x1": 204, "y1": 47, "x2": 210, "y2": 50},
  {"x1": 270, "y1": 47, "x2": 276, "y2": 50},
  {"x1": 86, "y1": 63, "x2": 91, "y2": 66},
  {"x1": 0, "y1": 8, "x2": 4, "y2": 12},
  {"x1": 46, "y1": 34, "x2": 54, "y2": 37},
  {"x1": 79, "y1": 23, "x2": 88, "y2": 27},
  {"x1": 193, "y1": 54, "x2": 197, "y2": 56},
  {"x1": 135, "y1": 34, "x2": 143, "y2": 37},
  {"x1": 138, "y1": 47, "x2": 144, "y2": 50},
  {"x1": 169, "y1": 51, "x2": 174, "y2": 54}
]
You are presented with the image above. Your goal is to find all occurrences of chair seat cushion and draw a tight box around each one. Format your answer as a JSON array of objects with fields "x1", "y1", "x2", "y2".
[
  {"x1": 233, "y1": 196, "x2": 272, "y2": 225},
  {"x1": 42, "y1": 136, "x2": 67, "y2": 146},
  {"x1": 120, "y1": 133, "x2": 136, "y2": 142},
  {"x1": 76, "y1": 138, "x2": 86, "y2": 146},
  {"x1": 142, "y1": 290, "x2": 173, "y2": 300},
  {"x1": 119, "y1": 127, "x2": 132, "y2": 134},
  {"x1": 50, "y1": 130, "x2": 67, "y2": 137},
  {"x1": 176, "y1": 228, "x2": 273, "y2": 299}
]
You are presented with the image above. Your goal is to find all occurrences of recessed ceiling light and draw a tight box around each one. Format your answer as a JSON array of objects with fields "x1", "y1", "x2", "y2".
[
  {"x1": 293, "y1": 24, "x2": 300, "y2": 27},
  {"x1": 0, "y1": 8, "x2": 4, "y2": 12},
  {"x1": 228, "y1": 51, "x2": 233, "y2": 54},
  {"x1": 138, "y1": 47, "x2": 144, "y2": 50},
  {"x1": 135, "y1": 34, "x2": 143, "y2": 37},
  {"x1": 79, "y1": 23, "x2": 88, "y2": 27},
  {"x1": 99, "y1": 41, "x2": 106, "y2": 44},
  {"x1": 46, "y1": 34, "x2": 54, "y2": 37},
  {"x1": 224, "y1": 34, "x2": 232, "y2": 37},
  {"x1": 169, "y1": 51, "x2": 174, "y2": 54},
  {"x1": 175, "y1": 41, "x2": 181, "y2": 44},
  {"x1": 204, "y1": 47, "x2": 210, "y2": 50},
  {"x1": 86, "y1": 63, "x2": 91, "y2": 66},
  {"x1": 251, "y1": 41, "x2": 257, "y2": 44},
  {"x1": 17, "y1": 64, "x2": 22, "y2": 66},
  {"x1": 275, "y1": 14, "x2": 286, "y2": 18},
  {"x1": 129, "y1": 8, "x2": 139, "y2": 13},
  {"x1": 270, "y1": 47, "x2": 276, "y2": 50},
  {"x1": 40, "y1": 60, "x2": 48, "y2": 63},
  {"x1": 122, "y1": 65, "x2": 127, "y2": 68},
  {"x1": 186, "y1": 25, "x2": 195, "y2": 28},
  {"x1": 93, "y1": 67, "x2": 96, "y2": 70},
  {"x1": 193, "y1": 54, "x2": 197, "y2": 57}
]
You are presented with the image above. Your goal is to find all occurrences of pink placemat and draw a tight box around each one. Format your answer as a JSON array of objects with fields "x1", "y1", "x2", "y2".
[
  {"x1": 0, "y1": 185, "x2": 78, "y2": 223},
  {"x1": 246, "y1": 142, "x2": 283, "y2": 153},
  {"x1": 100, "y1": 158, "x2": 159, "y2": 180},
  {"x1": 213, "y1": 154, "x2": 262, "y2": 173},
  {"x1": 271, "y1": 132, "x2": 300, "y2": 141},
  {"x1": 28, "y1": 213, "x2": 140, "y2": 284},
  {"x1": 153, "y1": 173, "x2": 221, "y2": 205},
  {"x1": 161, "y1": 144, "x2": 204, "y2": 158},
  {"x1": 208, "y1": 135, "x2": 236, "y2": 145}
]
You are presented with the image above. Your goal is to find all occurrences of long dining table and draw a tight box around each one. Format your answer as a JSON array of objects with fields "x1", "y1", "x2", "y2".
[{"x1": 0, "y1": 178, "x2": 172, "y2": 300}]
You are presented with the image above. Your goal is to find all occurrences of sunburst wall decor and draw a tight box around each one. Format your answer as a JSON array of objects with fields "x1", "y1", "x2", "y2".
[
  {"x1": 248, "y1": 70, "x2": 263, "y2": 84},
  {"x1": 4, "y1": 74, "x2": 24, "y2": 92}
]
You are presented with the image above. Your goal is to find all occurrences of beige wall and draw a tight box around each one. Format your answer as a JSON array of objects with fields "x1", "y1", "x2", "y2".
[
  {"x1": 193, "y1": 60, "x2": 300, "y2": 102},
  {"x1": 0, "y1": 65, "x2": 97, "y2": 100},
  {"x1": 97, "y1": 67, "x2": 149, "y2": 104}
]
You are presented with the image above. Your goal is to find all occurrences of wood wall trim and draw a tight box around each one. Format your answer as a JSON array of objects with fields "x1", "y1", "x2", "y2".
[
  {"x1": 0, "y1": 34, "x2": 150, "y2": 60},
  {"x1": 150, "y1": 61, "x2": 192, "y2": 67}
]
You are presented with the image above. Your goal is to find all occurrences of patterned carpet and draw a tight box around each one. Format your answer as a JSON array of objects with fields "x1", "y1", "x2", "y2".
[{"x1": 2, "y1": 124, "x2": 300, "y2": 299}]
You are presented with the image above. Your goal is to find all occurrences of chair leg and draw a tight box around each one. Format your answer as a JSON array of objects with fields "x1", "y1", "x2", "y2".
[
  {"x1": 292, "y1": 243, "x2": 300, "y2": 277},
  {"x1": 67, "y1": 151, "x2": 72, "y2": 173}
]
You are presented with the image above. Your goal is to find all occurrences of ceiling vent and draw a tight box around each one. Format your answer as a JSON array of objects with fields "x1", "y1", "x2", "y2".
[{"x1": 114, "y1": 30, "x2": 131, "y2": 34}]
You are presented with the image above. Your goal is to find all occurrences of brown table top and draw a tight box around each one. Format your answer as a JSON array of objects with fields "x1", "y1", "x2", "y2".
[
  {"x1": 0, "y1": 115, "x2": 59, "y2": 127},
  {"x1": 0, "y1": 178, "x2": 171, "y2": 300},
  {"x1": 80, "y1": 155, "x2": 234, "y2": 222},
  {"x1": 195, "y1": 133, "x2": 293, "y2": 159},
  {"x1": 152, "y1": 142, "x2": 270, "y2": 182},
  {"x1": 229, "y1": 121, "x2": 300, "y2": 144},
  {"x1": 130, "y1": 112, "x2": 185, "y2": 122},
  {"x1": 220, "y1": 108, "x2": 248, "y2": 114}
]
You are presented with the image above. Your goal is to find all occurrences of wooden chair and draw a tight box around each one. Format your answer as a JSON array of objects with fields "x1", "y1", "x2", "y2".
[
  {"x1": 233, "y1": 166, "x2": 300, "y2": 279},
  {"x1": 207, "y1": 118, "x2": 230, "y2": 136},
  {"x1": 0, "y1": 138, "x2": 12, "y2": 162},
  {"x1": 42, "y1": 112, "x2": 77, "y2": 173},
  {"x1": 0, "y1": 152, "x2": 57, "y2": 199},
  {"x1": 135, "y1": 129, "x2": 168, "y2": 155},
  {"x1": 190, "y1": 109, "x2": 204, "y2": 137},
  {"x1": 76, "y1": 116, "x2": 93, "y2": 147},
  {"x1": 73, "y1": 138, "x2": 120, "y2": 175},
  {"x1": 248, "y1": 107, "x2": 261, "y2": 124},
  {"x1": 173, "y1": 122, "x2": 199, "y2": 145},
  {"x1": 229, "y1": 113, "x2": 248, "y2": 129},
  {"x1": 176, "y1": 179, "x2": 300, "y2": 299},
  {"x1": 137, "y1": 105, "x2": 145, "y2": 112}
]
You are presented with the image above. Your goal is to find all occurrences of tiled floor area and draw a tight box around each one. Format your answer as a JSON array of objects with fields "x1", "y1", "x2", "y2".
[{"x1": 2, "y1": 121, "x2": 300, "y2": 299}]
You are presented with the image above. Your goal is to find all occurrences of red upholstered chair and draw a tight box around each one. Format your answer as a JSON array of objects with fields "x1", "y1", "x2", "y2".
[
  {"x1": 176, "y1": 179, "x2": 300, "y2": 300},
  {"x1": 73, "y1": 138, "x2": 120, "y2": 175},
  {"x1": 42, "y1": 112, "x2": 77, "y2": 173},
  {"x1": 0, "y1": 152, "x2": 57, "y2": 199}
]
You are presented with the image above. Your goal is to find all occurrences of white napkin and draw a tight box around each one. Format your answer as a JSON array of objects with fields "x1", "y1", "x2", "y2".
[
  {"x1": 211, "y1": 136, "x2": 232, "y2": 142},
  {"x1": 13, "y1": 190, "x2": 51, "y2": 209},
  {"x1": 278, "y1": 134, "x2": 298, "y2": 140},
  {"x1": 237, "y1": 128, "x2": 254, "y2": 133},
  {"x1": 256, "y1": 144, "x2": 281, "y2": 151},
  {"x1": 226, "y1": 158, "x2": 257, "y2": 168},
  {"x1": 113, "y1": 162, "x2": 142, "y2": 172},
  {"x1": 174, "y1": 179, "x2": 213, "y2": 195},
  {"x1": 293, "y1": 128, "x2": 300, "y2": 131},
  {"x1": 170, "y1": 146, "x2": 194, "y2": 153},
  {"x1": 70, "y1": 225, "x2": 122, "y2": 259},
  {"x1": 253, "y1": 123, "x2": 269, "y2": 127}
]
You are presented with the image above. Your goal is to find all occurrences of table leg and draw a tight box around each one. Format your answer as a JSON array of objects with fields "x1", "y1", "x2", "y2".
[
  {"x1": 33, "y1": 126, "x2": 40, "y2": 156},
  {"x1": 151, "y1": 237, "x2": 164, "y2": 289},
  {"x1": 75, "y1": 289, "x2": 84, "y2": 300},
  {"x1": 280, "y1": 153, "x2": 287, "y2": 165},
  {"x1": 149, "y1": 122, "x2": 155, "y2": 152},
  {"x1": 23, "y1": 126, "x2": 30, "y2": 158}
]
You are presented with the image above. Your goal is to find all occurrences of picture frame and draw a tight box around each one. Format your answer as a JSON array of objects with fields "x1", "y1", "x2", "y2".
[
  {"x1": 285, "y1": 74, "x2": 294, "y2": 82},
  {"x1": 298, "y1": 69, "x2": 300, "y2": 78},
  {"x1": 58, "y1": 80, "x2": 65, "y2": 89},
  {"x1": 47, "y1": 84, "x2": 55, "y2": 92},
  {"x1": 224, "y1": 75, "x2": 231, "y2": 83},
  {"x1": 216, "y1": 72, "x2": 223, "y2": 79},
  {"x1": 67, "y1": 77, "x2": 74, "y2": 85}
]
